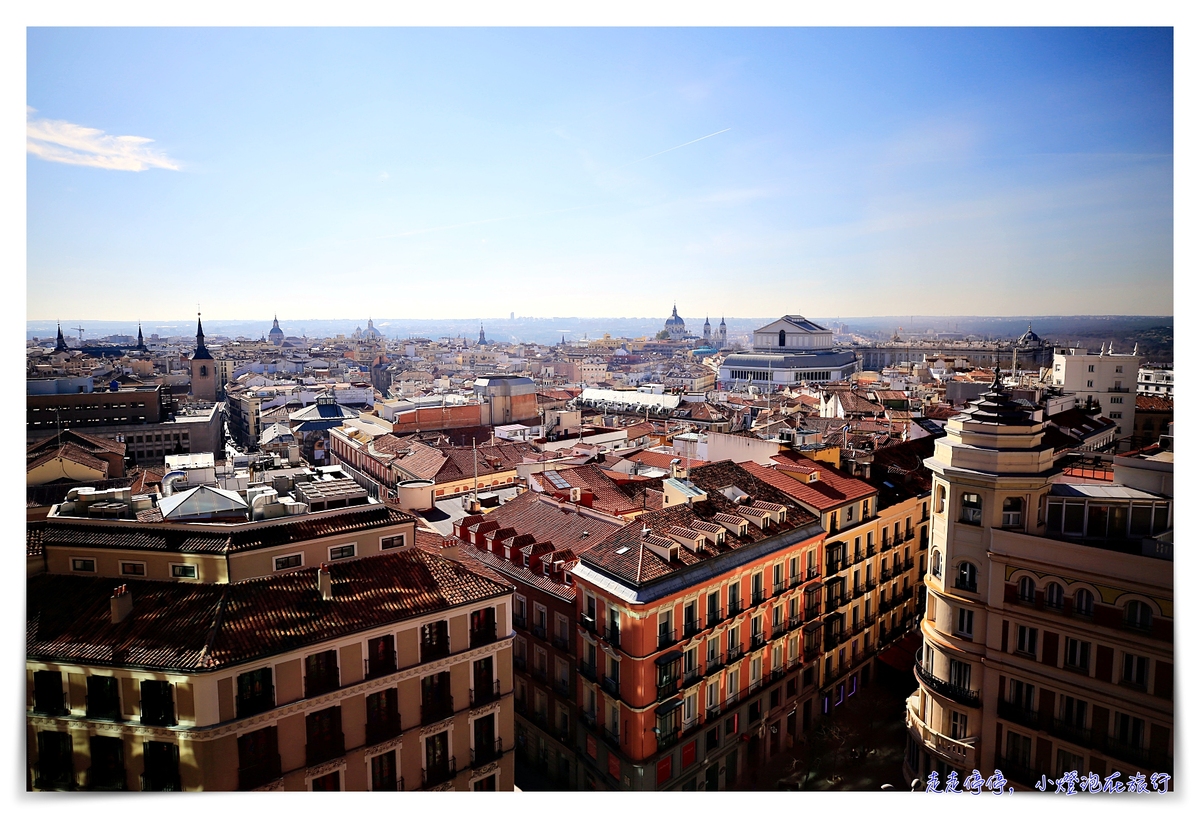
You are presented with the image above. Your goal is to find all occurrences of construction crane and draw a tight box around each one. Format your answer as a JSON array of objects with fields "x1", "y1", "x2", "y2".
[{"x1": 72, "y1": 326, "x2": 85, "y2": 344}]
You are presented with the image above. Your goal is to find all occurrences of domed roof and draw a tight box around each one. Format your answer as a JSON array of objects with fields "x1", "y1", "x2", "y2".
[
  {"x1": 665, "y1": 304, "x2": 685, "y2": 326},
  {"x1": 1017, "y1": 323, "x2": 1041, "y2": 345}
]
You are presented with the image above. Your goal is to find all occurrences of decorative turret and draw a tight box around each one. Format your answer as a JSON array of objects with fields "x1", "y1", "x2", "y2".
[{"x1": 479, "y1": 323, "x2": 486, "y2": 345}]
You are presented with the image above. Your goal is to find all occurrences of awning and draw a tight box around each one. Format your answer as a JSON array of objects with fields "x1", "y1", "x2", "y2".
[
  {"x1": 878, "y1": 631, "x2": 923, "y2": 671},
  {"x1": 655, "y1": 698, "x2": 684, "y2": 716},
  {"x1": 654, "y1": 650, "x2": 683, "y2": 666}
]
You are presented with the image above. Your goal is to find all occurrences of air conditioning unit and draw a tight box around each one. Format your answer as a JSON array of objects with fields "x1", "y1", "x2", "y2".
[{"x1": 569, "y1": 487, "x2": 582, "y2": 503}]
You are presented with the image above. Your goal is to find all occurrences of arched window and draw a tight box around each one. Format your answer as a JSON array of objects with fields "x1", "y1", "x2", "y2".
[
  {"x1": 1045, "y1": 582, "x2": 1064, "y2": 609},
  {"x1": 1017, "y1": 576, "x2": 1035, "y2": 603},
  {"x1": 1002, "y1": 497, "x2": 1023, "y2": 528},
  {"x1": 960, "y1": 493, "x2": 982, "y2": 525},
  {"x1": 935, "y1": 484, "x2": 946, "y2": 514},
  {"x1": 931, "y1": 550, "x2": 942, "y2": 578},
  {"x1": 955, "y1": 562, "x2": 977, "y2": 592},
  {"x1": 1074, "y1": 589, "x2": 1094, "y2": 617},
  {"x1": 1125, "y1": 600, "x2": 1152, "y2": 630},
  {"x1": 199, "y1": 365, "x2": 208, "y2": 377},
  {"x1": 779, "y1": 329, "x2": 787, "y2": 347}
]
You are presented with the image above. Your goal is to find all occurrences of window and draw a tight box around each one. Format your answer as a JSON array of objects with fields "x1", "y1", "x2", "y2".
[
  {"x1": 948, "y1": 659, "x2": 970, "y2": 690},
  {"x1": 329, "y1": 544, "x2": 356, "y2": 560},
  {"x1": 955, "y1": 561, "x2": 975, "y2": 591},
  {"x1": 931, "y1": 550, "x2": 942, "y2": 578},
  {"x1": 116, "y1": 561, "x2": 146, "y2": 577},
  {"x1": 1088, "y1": 365, "x2": 1095, "y2": 372},
  {"x1": 1045, "y1": 582, "x2": 1064, "y2": 609},
  {"x1": 1064, "y1": 638, "x2": 1090, "y2": 670},
  {"x1": 949, "y1": 711, "x2": 968, "y2": 741},
  {"x1": 236, "y1": 667, "x2": 274, "y2": 718},
  {"x1": 33, "y1": 670, "x2": 65, "y2": 716},
  {"x1": 1056, "y1": 749, "x2": 1084, "y2": 778},
  {"x1": 1016, "y1": 625, "x2": 1038, "y2": 656},
  {"x1": 955, "y1": 608, "x2": 974, "y2": 638},
  {"x1": 1061, "y1": 695, "x2": 1086, "y2": 727},
  {"x1": 86, "y1": 676, "x2": 120, "y2": 720},
  {"x1": 1017, "y1": 576, "x2": 1035, "y2": 603},
  {"x1": 1115, "y1": 366, "x2": 1123, "y2": 373},
  {"x1": 381, "y1": 534, "x2": 407, "y2": 550},
  {"x1": 371, "y1": 749, "x2": 398, "y2": 791},
  {"x1": 1074, "y1": 589, "x2": 1094, "y2": 617},
  {"x1": 305, "y1": 650, "x2": 340, "y2": 697},
  {"x1": 1006, "y1": 731, "x2": 1032, "y2": 766},
  {"x1": 170, "y1": 564, "x2": 198, "y2": 579},
  {"x1": 71, "y1": 557, "x2": 96, "y2": 573},
  {"x1": 1109, "y1": 412, "x2": 1122, "y2": 419},
  {"x1": 274, "y1": 553, "x2": 303, "y2": 571},
  {"x1": 1122, "y1": 654, "x2": 1149, "y2": 688},
  {"x1": 1113, "y1": 712, "x2": 1145, "y2": 749},
  {"x1": 1087, "y1": 379, "x2": 1094, "y2": 388},
  {"x1": 140, "y1": 680, "x2": 176, "y2": 726},
  {"x1": 1111, "y1": 396, "x2": 1123, "y2": 404},
  {"x1": 935, "y1": 484, "x2": 946, "y2": 514},
  {"x1": 1124, "y1": 600, "x2": 1152, "y2": 630},
  {"x1": 420, "y1": 621, "x2": 451, "y2": 662},
  {"x1": 1010, "y1": 679, "x2": 1034, "y2": 710},
  {"x1": 960, "y1": 493, "x2": 982, "y2": 525},
  {"x1": 1001, "y1": 497, "x2": 1023, "y2": 528}
]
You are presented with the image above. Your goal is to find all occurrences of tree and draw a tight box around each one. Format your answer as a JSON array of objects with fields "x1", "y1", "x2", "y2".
[{"x1": 655, "y1": 330, "x2": 670, "y2": 341}]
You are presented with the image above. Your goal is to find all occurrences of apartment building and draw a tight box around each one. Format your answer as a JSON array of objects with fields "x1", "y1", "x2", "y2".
[
  {"x1": 906, "y1": 374, "x2": 1173, "y2": 789},
  {"x1": 28, "y1": 553, "x2": 514, "y2": 792},
  {"x1": 1050, "y1": 346, "x2": 1140, "y2": 446},
  {"x1": 26, "y1": 471, "x2": 516, "y2": 791},
  {"x1": 569, "y1": 462, "x2": 827, "y2": 791},
  {"x1": 742, "y1": 441, "x2": 933, "y2": 715},
  {"x1": 448, "y1": 490, "x2": 626, "y2": 789}
]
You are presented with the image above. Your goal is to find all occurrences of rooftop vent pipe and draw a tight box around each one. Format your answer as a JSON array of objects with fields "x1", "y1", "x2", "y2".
[
  {"x1": 318, "y1": 563, "x2": 333, "y2": 601},
  {"x1": 110, "y1": 585, "x2": 133, "y2": 624}
]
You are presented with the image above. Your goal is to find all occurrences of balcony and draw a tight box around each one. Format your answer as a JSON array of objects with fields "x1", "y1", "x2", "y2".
[
  {"x1": 554, "y1": 676, "x2": 574, "y2": 699},
  {"x1": 531, "y1": 624, "x2": 548, "y2": 640},
  {"x1": 470, "y1": 623, "x2": 497, "y2": 649},
  {"x1": 903, "y1": 558, "x2": 915, "y2": 571},
  {"x1": 551, "y1": 634, "x2": 572, "y2": 652},
  {"x1": 880, "y1": 565, "x2": 892, "y2": 582},
  {"x1": 579, "y1": 613, "x2": 597, "y2": 633},
  {"x1": 728, "y1": 602, "x2": 744, "y2": 617},
  {"x1": 953, "y1": 578, "x2": 978, "y2": 594},
  {"x1": 706, "y1": 704, "x2": 722, "y2": 722},
  {"x1": 656, "y1": 728, "x2": 682, "y2": 751},
  {"x1": 1050, "y1": 718, "x2": 1094, "y2": 748},
  {"x1": 1096, "y1": 734, "x2": 1172, "y2": 771},
  {"x1": 236, "y1": 687, "x2": 275, "y2": 720},
  {"x1": 906, "y1": 697, "x2": 976, "y2": 768},
  {"x1": 750, "y1": 632, "x2": 767, "y2": 650},
  {"x1": 803, "y1": 643, "x2": 820, "y2": 662},
  {"x1": 806, "y1": 567, "x2": 820, "y2": 580},
  {"x1": 772, "y1": 623, "x2": 788, "y2": 640},
  {"x1": 852, "y1": 583, "x2": 866, "y2": 600},
  {"x1": 913, "y1": 657, "x2": 980, "y2": 708},
  {"x1": 865, "y1": 577, "x2": 877, "y2": 591},
  {"x1": 787, "y1": 614, "x2": 804, "y2": 631},
  {"x1": 747, "y1": 678, "x2": 762, "y2": 694},
  {"x1": 789, "y1": 575, "x2": 802, "y2": 589},
  {"x1": 420, "y1": 640, "x2": 451, "y2": 663},
  {"x1": 366, "y1": 709, "x2": 403, "y2": 745},
  {"x1": 513, "y1": 655, "x2": 527, "y2": 672},
  {"x1": 422, "y1": 757, "x2": 457, "y2": 788},
  {"x1": 996, "y1": 698, "x2": 1040, "y2": 730},
  {"x1": 579, "y1": 661, "x2": 597, "y2": 682},
  {"x1": 726, "y1": 643, "x2": 746, "y2": 663},
  {"x1": 657, "y1": 628, "x2": 677, "y2": 650},
  {"x1": 364, "y1": 650, "x2": 397, "y2": 680},
  {"x1": 512, "y1": 613, "x2": 527, "y2": 630},
  {"x1": 140, "y1": 770, "x2": 182, "y2": 792},
  {"x1": 471, "y1": 739, "x2": 503, "y2": 767},
  {"x1": 996, "y1": 755, "x2": 1043, "y2": 789},
  {"x1": 33, "y1": 764, "x2": 75, "y2": 791},
  {"x1": 237, "y1": 755, "x2": 282, "y2": 791},
  {"x1": 866, "y1": 543, "x2": 876, "y2": 557},
  {"x1": 706, "y1": 608, "x2": 724, "y2": 628},
  {"x1": 602, "y1": 624, "x2": 621, "y2": 648},
  {"x1": 826, "y1": 593, "x2": 846, "y2": 609},
  {"x1": 751, "y1": 589, "x2": 767, "y2": 606},
  {"x1": 704, "y1": 653, "x2": 725, "y2": 676},
  {"x1": 657, "y1": 679, "x2": 680, "y2": 701},
  {"x1": 683, "y1": 666, "x2": 703, "y2": 687},
  {"x1": 471, "y1": 679, "x2": 501, "y2": 707},
  {"x1": 682, "y1": 617, "x2": 701, "y2": 638},
  {"x1": 600, "y1": 675, "x2": 621, "y2": 698},
  {"x1": 306, "y1": 733, "x2": 346, "y2": 768},
  {"x1": 420, "y1": 694, "x2": 455, "y2": 725},
  {"x1": 804, "y1": 603, "x2": 821, "y2": 621}
]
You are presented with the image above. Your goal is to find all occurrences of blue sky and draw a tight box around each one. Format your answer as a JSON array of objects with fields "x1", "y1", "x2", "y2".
[{"x1": 26, "y1": 27, "x2": 1173, "y2": 322}]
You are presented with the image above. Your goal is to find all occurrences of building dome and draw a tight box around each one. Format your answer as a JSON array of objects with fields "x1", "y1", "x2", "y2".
[
  {"x1": 1017, "y1": 323, "x2": 1041, "y2": 346},
  {"x1": 268, "y1": 315, "x2": 284, "y2": 345},
  {"x1": 664, "y1": 304, "x2": 687, "y2": 340}
]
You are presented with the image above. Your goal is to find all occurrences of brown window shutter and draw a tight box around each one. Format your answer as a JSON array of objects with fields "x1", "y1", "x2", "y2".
[
  {"x1": 1095, "y1": 645, "x2": 1113, "y2": 683},
  {"x1": 1000, "y1": 620, "x2": 1009, "y2": 653},
  {"x1": 1038, "y1": 688, "x2": 1055, "y2": 730},
  {"x1": 1153, "y1": 661, "x2": 1173, "y2": 699},
  {"x1": 1036, "y1": 737, "x2": 1052, "y2": 771},
  {"x1": 1041, "y1": 630, "x2": 1059, "y2": 667},
  {"x1": 1003, "y1": 583, "x2": 1016, "y2": 604},
  {"x1": 1150, "y1": 723, "x2": 1171, "y2": 757},
  {"x1": 1088, "y1": 756, "x2": 1105, "y2": 777}
]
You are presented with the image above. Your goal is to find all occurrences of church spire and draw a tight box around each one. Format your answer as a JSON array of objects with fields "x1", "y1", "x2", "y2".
[
  {"x1": 136, "y1": 323, "x2": 146, "y2": 351},
  {"x1": 55, "y1": 322, "x2": 68, "y2": 352},
  {"x1": 192, "y1": 311, "x2": 213, "y2": 360}
]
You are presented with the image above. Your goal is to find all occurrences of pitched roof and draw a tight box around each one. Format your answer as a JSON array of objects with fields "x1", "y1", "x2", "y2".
[
  {"x1": 1135, "y1": 395, "x2": 1173, "y2": 412},
  {"x1": 742, "y1": 459, "x2": 876, "y2": 512},
  {"x1": 579, "y1": 461, "x2": 821, "y2": 585},
  {"x1": 27, "y1": 443, "x2": 110, "y2": 478},
  {"x1": 530, "y1": 464, "x2": 645, "y2": 516},
  {"x1": 27, "y1": 549, "x2": 511, "y2": 671}
]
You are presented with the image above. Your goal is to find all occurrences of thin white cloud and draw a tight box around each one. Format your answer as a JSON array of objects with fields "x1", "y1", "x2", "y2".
[{"x1": 26, "y1": 107, "x2": 180, "y2": 172}]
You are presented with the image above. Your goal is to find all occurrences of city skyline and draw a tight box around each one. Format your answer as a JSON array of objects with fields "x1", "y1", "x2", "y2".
[{"x1": 27, "y1": 27, "x2": 1173, "y2": 321}]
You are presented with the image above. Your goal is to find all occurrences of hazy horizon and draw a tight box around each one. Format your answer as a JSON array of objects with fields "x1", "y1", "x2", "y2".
[{"x1": 28, "y1": 28, "x2": 1173, "y2": 320}]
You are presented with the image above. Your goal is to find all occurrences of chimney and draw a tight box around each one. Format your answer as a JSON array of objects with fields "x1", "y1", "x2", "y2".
[
  {"x1": 318, "y1": 563, "x2": 333, "y2": 601},
  {"x1": 110, "y1": 585, "x2": 133, "y2": 624}
]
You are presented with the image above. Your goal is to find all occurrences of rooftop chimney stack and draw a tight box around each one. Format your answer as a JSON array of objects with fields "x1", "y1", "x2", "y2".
[
  {"x1": 318, "y1": 563, "x2": 333, "y2": 601},
  {"x1": 110, "y1": 585, "x2": 133, "y2": 624}
]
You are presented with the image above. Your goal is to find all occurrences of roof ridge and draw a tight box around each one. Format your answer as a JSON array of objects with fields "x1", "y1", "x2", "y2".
[{"x1": 197, "y1": 585, "x2": 232, "y2": 669}]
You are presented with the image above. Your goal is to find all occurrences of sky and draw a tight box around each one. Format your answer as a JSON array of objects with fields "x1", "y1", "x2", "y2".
[{"x1": 26, "y1": 27, "x2": 1174, "y2": 322}]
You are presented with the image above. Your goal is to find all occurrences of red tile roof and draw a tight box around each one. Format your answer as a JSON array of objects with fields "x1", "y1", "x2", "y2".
[
  {"x1": 27, "y1": 549, "x2": 511, "y2": 671},
  {"x1": 1135, "y1": 395, "x2": 1173, "y2": 412},
  {"x1": 745, "y1": 457, "x2": 876, "y2": 512},
  {"x1": 530, "y1": 464, "x2": 644, "y2": 516}
]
